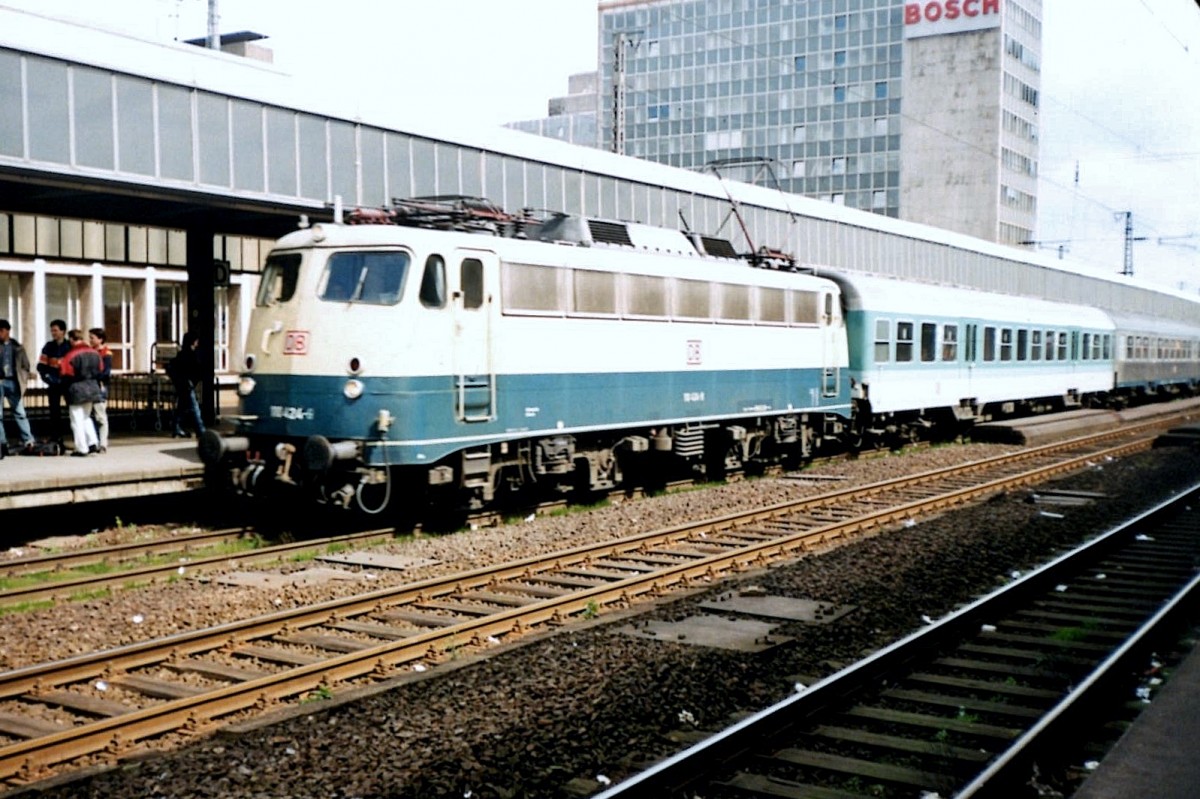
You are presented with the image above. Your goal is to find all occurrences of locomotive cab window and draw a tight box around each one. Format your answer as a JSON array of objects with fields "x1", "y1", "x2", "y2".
[
  {"x1": 419, "y1": 255, "x2": 446, "y2": 308},
  {"x1": 318, "y1": 251, "x2": 410, "y2": 305},
  {"x1": 461, "y1": 258, "x2": 484, "y2": 310},
  {"x1": 256, "y1": 252, "x2": 302, "y2": 307}
]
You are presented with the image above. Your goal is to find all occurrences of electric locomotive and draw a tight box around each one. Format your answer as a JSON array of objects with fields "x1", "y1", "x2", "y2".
[{"x1": 200, "y1": 198, "x2": 852, "y2": 515}]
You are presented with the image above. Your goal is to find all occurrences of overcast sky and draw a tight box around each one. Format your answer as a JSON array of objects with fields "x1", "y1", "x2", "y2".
[{"x1": 3, "y1": 0, "x2": 1199, "y2": 294}]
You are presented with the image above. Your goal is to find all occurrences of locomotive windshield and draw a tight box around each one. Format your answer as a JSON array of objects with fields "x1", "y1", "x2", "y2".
[
  {"x1": 318, "y1": 251, "x2": 411, "y2": 305},
  {"x1": 256, "y1": 253, "x2": 301, "y2": 307}
]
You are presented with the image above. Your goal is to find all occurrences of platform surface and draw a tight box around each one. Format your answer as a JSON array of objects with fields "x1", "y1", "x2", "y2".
[{"x1": 0, "y1": 434, "x2": 204, "y2": 510}]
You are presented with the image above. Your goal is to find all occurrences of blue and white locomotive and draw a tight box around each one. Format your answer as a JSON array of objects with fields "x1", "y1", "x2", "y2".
[
  {"x1": 202, "y1": 199, "x2": 851, "y2": 514},
  {"x1": 200, "y1": 198, "x2": 1200, "y2": 516}
]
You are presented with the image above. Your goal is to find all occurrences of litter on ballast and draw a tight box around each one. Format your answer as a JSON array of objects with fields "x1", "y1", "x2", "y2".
[
  {"x1": 980, "y1": 624, "x2": 997, "y2": 633},
  {"x1": 1055, "y1": 584, "x2": 1069, "y2": 592},
  {"x1": 1039, "y1": 511, "x2": 1065, "y2": 519}
]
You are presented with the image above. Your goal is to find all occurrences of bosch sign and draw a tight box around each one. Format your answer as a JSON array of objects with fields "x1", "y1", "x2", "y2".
[{"x1": 905, "y1": 0, "x2": 1001, "y2": 38}]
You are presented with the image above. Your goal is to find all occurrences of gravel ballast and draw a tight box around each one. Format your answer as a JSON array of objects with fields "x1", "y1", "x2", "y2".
[{"x1": 11, "y1": 444, "x2": 1200, "y2": 799}]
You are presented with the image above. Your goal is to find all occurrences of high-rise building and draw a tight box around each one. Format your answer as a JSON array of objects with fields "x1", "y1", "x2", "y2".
[
  {"x1": 507, "y1": 71, "x2": 601, "y2": 146},
  {"x1": 585, "y1": 0, "x2": 1040, "y2": 245}
]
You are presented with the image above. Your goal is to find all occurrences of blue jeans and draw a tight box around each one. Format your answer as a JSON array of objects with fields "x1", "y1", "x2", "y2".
[
  {"x1": 172, "y1": 382, "x2": 206, "y2": 436},
  {"x1": 0, "y1": 379, "x2": 34, "y2": 448}
]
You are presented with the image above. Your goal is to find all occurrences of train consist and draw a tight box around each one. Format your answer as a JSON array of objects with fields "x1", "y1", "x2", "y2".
[{"x1": 199, "y1": 197, "x2": 1200, "y2": 516}]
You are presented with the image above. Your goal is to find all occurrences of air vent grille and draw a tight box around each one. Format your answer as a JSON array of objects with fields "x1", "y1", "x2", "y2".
[{"x1": 588, "y1": 220, "x2": 633, "y2": 247}]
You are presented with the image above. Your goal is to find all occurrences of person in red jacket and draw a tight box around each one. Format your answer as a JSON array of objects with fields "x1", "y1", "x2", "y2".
[{"x1": 58, "y1": 329, "x2": 102, "y2": 456}]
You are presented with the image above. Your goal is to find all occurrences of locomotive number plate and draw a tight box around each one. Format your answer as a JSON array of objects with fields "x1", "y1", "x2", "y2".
[{"x1": 283, "y1": 330, "x2": 309, "y2": 355}]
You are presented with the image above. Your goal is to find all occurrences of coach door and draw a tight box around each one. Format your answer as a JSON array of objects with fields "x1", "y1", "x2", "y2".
[
  {"x1": 451, "y1": 250, "x2": 496, "y2": 422},
  {"x1": 820, "y1": 291, "x2": 840, "y2": 397}
]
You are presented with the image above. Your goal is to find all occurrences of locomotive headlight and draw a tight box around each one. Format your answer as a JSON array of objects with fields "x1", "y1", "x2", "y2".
[
  {"x1": 237, "y1": 376, "x2": 257, "y2": 396},
  {"x1": 343, "y1": 378, "x2": 365, "y2": 400}
]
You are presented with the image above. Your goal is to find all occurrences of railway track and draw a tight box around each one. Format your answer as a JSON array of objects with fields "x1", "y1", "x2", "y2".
[
  {"x1": 593, "y1": 485, "x2": 1200, "y2": 799},
  {"x1": 0, "y1": 419, "x2": 1185, "y2": 787}
]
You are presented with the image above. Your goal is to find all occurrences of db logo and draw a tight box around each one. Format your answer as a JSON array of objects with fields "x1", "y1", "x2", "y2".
[{"x1": 283, "y1": 330, "x2": 309, "y2": 355}]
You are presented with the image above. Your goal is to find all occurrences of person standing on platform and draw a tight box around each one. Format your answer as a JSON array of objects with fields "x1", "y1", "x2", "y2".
[
  {"x1": 0, "y1": 319, "x2": 35, "y2": 458},
  {"x1": 37, "y1": 319, "x2": 69, "y2": 445},
  {"x1": 88, "y1": 327, "x2": 112, "y2": 454},
  {"x1": 168, "y1": 331, "x2": 206, "y2": 439},
  {"x1": 58, "y1": 329, "x2": 101, "y2": 457}
]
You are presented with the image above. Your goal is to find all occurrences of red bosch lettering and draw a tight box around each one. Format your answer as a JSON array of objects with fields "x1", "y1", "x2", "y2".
[{"x1": 906, "y1": 0, "x2": 1000, "y2": 24}]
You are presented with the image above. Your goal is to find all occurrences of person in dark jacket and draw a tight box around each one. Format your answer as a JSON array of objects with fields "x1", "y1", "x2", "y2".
[
  {"x1": 58, "y1": 329, "x2": 102, "y2": 457},
  {"x1": 168, "y1": 331, "x2": 206, "y2": 438},
  {"x1": 88, "y1": 327, "x2": 113, "y2": 453},
  {"x1": 0, "y1": 319, "x2": 35, "y2": 458},
  {"x1": 37, "y1": 319, "x2": 70, "y2": 444}
]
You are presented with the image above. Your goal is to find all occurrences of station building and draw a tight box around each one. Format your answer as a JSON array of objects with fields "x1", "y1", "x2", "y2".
[{"x1": 0, "y1": 5, "x2": 1189, "y2": 423}]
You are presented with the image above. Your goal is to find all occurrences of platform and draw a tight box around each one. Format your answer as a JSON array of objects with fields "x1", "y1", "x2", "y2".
[
  {"x1": 973, "y1": 396, "x2": 1200, "y2": 445},
  {"x1": 0, "y1": 435, "x2": 204, "y2": 511},
  {"x1": 1073, "y1": 638, "x2": 1200, "y2": 799}
]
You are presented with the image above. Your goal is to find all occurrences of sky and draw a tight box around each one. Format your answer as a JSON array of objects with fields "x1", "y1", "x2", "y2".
[{"x1": 2, "y1": 0, "x2": 1199, "y2": 295}]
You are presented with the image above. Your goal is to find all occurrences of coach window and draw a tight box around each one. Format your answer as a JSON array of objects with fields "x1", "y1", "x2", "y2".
[
  {"x1": 999, "y1": 328, "x2": 1013, "y2": 361},
  {"x1": 1057, "y1": 332, "x2": 1068, "y2": 361},
  {"x1": 920, "y1": 323, "x2": 936, "y2": 362},
  {"x1": 1017, "y1": 329, "x2": 1029, "y2": 361},
  {"x1": 1030, "y1": 330, "x2": 1042, "y2": 361},
  {"x1": 874, "y1": 319, "x2": 890, "y2": 362},
  {"x1": 257, "y1": 253, "x2": 302, "y2": 306},
  {"x1": 941, "y1": 324, "x2": 958, "y2": 361},
  {"x1": 461, "y1": 258, "x2": 484, "y2": 310},
  {"x1": 419, "y1": 255, "x2": 446, "y2": 308},
  {"x1": 983, "y1": 327, "x2": 996, "y2": 361},
  {"x1": 1045, "y1": 329, "x2": 1055, "y2": 361},
  {"x1": 895, "y1": 321, "x2": 914, "y2": 362},
  {"x1": 1081, "y1": 333, "x2": 1091, "y2": 360}
]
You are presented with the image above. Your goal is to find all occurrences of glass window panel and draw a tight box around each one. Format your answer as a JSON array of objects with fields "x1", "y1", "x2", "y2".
[
  {"x1": 544, "y1": 166, "x2": 564, "y2": 213},
  {"x1": 256, "y1": 253, "x2": 301, "y2": 306},
  {"x1": 35, "y1": 216, "x2": 59, "y2": 256},
  {"x1": 231, "y1": 100, "x2": 264, "y2": 191},
  {"x1": 82, "y1": 220, "x2": 104, "y2": 260},
  {"x1": 147, "y1": 227, "x2": 168, "y2": 264},
  {"x1": 128, "y1": 225, "x2": 148, "y2": 263},
  {"x1": 435, "y1": 142, "x2": 461, "y2": 195},
  {"x1": 564, "y1": 170, "x2": 583, "y2": 215},
  {"x1": 624, "y1": 274, "x2": 667, "y2": 317},
  {"x1": 45, "y1": 275, "x2": 78, "y2": 329},
  {"x1": 115, "y1": 75, "x2": 154, "y2": 174},
  {"x1": 896, "y1": 321, "x2": 914, "y2": 362},
  {"x1": 504, "y1": 157, "x2": 524, "y2": 212},
  {"x1": 0, "y1": 50, "x2": 21, "y2": 156},
  {"x1": 318, "y1": 251, "x2": 409, "y2": 305},
  {"x1": 525, "y1": 162, "x2": 546, "y2": 210},
  {"x1": 792, "y1": 290, "x2": 819, "y2": 324},
  {"x1": 266, "y1": 107, "x2": 297, "y2": 196},
  {"x1": 73, "y1": 67, "x2": 114, "y2": 169},
  {"x1": 412, "y1": 139, "x2": 436, "y2": 196},
  {"x1": 387, "y1": 133, "x2": 413, "y2": 203},
  {"x1": 102, "y1": 279, "x2": 132, "y2": 370},
  {"x1": 329, "y1": 121, "x2": 355, "y2": 204},
  {"x1": 360, "y1": 127, "x2": 385, "y2": 206},
  {"x1": 999, "y1": 327, "x2": 1013, "y2": 361},
  {"x1": 155, "y1": 282, "x2": 185, "y2": 345},
  {"x1": 298, "y1": 113, "x2": 326, "y2": 200},
  {"x1": 718, "y1": 283, "x2": 750, "y2": 321},
  {"x1": 60, "y1": 218, "x2": 83, "y2": 258},
  {"x1": 920, "y1": 322, "x2": 936, "y2": 361},
  {"x1": 941, "y1": 324, "x2": 958, "y2": 361},
  {"x1": 419, "y1": 255, "x2": 446, "y2": 308},
  {"x1": 757, "y1": 286, "x2": 786, "y2": 323},
  {"x1": 675, "y1": 278, "x2": 711, "y2": 319},
  {"x1": 167, "y1": 229, "x2": 186, "y2": 266},
  {"x1": 1030, "y1": 330, "x2": 1042, "y2": 361},
  {"x1": 461, "y1": 258, "x2": 484, "y2": 309},
  {"x1": 27, "y1": 57, "x2": 69, "y2": 164},
  {"x1": 984, "y1": 326, "x2": 996, "y2": 361},
  {"x1": 503, "y1": 262, "x2": 560, "y2": 313},
  {"x1": 482, "y1": 151, "x2": 504, "y2": 206},
  {"x1": 197, "y1": 93, "x2": 230, "y2": 186},
  {"x1": 158, "y1": 84, "x2": 193, "y2": 180},
  {"x1": 105, "y1": 223, "x2": 125, "y2": 261},
  {"x1": 571, "y1": 269, "x2": 616, "y2": 315}
]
